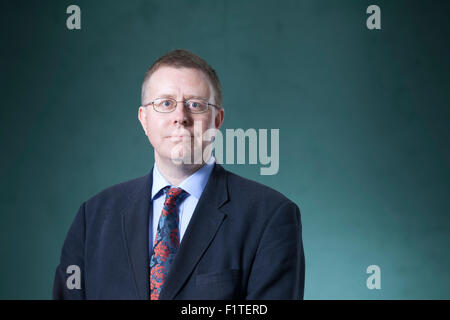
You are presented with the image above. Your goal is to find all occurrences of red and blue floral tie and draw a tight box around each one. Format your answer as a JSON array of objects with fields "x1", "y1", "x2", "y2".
[{"x1": 150, "y1": 186, "x2": 188, "y2": 300}]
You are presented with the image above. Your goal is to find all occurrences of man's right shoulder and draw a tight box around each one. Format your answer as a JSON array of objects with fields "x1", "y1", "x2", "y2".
[{"x1": 81, "y1": 172, "x2": 150, "y2": 218}]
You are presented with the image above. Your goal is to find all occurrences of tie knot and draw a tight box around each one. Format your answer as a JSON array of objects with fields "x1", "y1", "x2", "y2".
[{"x1": 163, "y1": 186, "x2": 188, "y2": 206}]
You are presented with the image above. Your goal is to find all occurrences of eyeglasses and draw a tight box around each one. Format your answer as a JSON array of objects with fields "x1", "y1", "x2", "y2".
[{"x1": 142, "y1": 98, "x2": 220, "y2": 114}]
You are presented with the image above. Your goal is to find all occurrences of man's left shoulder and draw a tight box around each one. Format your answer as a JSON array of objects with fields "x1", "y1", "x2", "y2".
[{"x1": 224, "y1": 168, "x2": 298, "y2": 209}]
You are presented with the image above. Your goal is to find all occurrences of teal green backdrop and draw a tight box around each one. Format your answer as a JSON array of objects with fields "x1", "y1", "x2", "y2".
[{"x1": 1, "y1": 0, "x2": 449, "y2": 299}]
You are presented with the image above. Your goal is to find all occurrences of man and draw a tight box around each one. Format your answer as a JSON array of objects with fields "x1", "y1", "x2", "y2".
[{"x1": 53, "y1": 49, "x2": 305, "y2": 300}]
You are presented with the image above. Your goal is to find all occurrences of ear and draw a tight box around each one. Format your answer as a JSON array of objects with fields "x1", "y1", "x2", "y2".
[
  {"x1": 215, "y1": 108, "x2": 225, "y2": 129},
  {"x1": 138, "y1": 106, "x2": 148, "y2": 135}
]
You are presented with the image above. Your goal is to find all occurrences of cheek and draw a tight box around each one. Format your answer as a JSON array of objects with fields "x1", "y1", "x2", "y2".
[
  {"x1": 146, "y1": 118, "x2": 166, "y2": 142},
  {"x1": 147, "y1": 114, "x2": 168, "y2": 132},
  {"x1": 200, "y1": 119, "x2": 217, "y2": 142},
  {"x1": 193, "y1": 117, "x2": 215, "y2": 135}
]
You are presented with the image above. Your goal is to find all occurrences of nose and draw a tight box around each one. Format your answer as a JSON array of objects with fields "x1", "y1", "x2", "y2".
[{"x1": 171, "y1": 100, "x2": 190, "y2": 125}]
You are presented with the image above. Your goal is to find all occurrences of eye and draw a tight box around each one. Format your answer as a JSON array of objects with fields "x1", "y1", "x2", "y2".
[
  {"x1": 162, "y1": 100, "x2": 172, "y2": 107},
  {"x1": 187, "y1": 100, "x2": 206, "y2": 111}
]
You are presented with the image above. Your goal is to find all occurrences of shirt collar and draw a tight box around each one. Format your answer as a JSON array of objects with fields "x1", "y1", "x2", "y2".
[{"x1": 151, "y1": 156, "x2": 216, "y2": 201}]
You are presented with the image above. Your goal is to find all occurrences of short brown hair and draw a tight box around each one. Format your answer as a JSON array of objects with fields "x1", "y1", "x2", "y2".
[{"x1": 141, "y1": 49, "x2": 222, "y2": 107}]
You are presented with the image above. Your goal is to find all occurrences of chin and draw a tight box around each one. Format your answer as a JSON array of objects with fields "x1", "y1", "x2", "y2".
[
  {"x1": 167, "y1": 143, "x2": 205, "y2": 166},
  {"x1": 166, "y1": 145, "x2": 190, "y2": 164}
]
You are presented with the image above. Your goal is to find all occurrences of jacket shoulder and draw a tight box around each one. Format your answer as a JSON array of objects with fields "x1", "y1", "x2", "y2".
[
  {"x1": 224, "y1": 169, "x2": 296, "y2": 208},
  {"x1": 83, "y1": 173, "x2": 150, "y2": 217}
]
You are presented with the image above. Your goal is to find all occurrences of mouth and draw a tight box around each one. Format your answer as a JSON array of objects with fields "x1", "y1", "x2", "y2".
[
  {"x1": 168, "y1": 134, "x2": 192, "y2": 137},
  {"x1": 166, "y1": 134, "x2": 193, "y2": 142},
  {"x1": 166, "y1": 134, "x2": 193, "y2": 138}
]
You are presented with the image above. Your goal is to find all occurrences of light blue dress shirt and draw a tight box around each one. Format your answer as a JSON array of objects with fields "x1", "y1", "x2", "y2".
[{"x1": 150, "y1": 156, "x2": 215, "y2": 251}]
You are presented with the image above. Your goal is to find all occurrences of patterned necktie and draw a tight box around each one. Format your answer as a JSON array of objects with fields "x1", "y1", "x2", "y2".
[{"x1": 150, "y1": 186, "x2": 188, "y2": 300}]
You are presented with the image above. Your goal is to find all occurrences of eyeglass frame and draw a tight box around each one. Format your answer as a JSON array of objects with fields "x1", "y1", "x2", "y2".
[{"x1": 141, "y1": 98, "x2": 221, "y2": 114}]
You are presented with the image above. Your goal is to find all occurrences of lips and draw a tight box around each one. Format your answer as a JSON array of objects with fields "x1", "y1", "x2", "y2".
[
  {"x1": 166, "y1": 134, "x2": 192, "y2": 138},
  {"x1": 166, "y1": 134, "x2": 193, "y2": 142},
  {"x1": 166, "y1": 131, "x2": 193, "y2": 138}
]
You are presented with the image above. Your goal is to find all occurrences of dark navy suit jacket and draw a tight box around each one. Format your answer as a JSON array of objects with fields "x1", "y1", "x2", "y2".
[{"x1": 53, "y1": 164, "x2": 305, "y2": 299}]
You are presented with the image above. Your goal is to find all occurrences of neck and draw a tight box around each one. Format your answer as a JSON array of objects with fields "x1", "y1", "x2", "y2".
[{"x1": 155, "y1": 153, "x2": 210, "y2": 186}]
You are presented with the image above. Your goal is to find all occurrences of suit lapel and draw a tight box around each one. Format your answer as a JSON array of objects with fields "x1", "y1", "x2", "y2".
[
  {"x1": 159, "y1": 164, "x2": 229, "y2": 300},
  {"x1": 121, "y1": 170, "x2": 153, "y2": 300}
]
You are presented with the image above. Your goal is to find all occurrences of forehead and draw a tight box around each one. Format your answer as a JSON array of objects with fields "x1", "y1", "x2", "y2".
[{"x1": 145, "y1": 66, "x2": 212, "y2": 100}]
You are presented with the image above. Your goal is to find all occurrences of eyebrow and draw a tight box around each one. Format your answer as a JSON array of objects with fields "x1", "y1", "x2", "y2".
[{"x1": 157, "y1": 93, "x2": 208, "y2": 100}]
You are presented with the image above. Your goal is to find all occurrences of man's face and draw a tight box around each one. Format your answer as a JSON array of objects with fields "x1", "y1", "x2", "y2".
[{"x1": 138, "y1": 66, "x2": 224, "y2": 165}]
